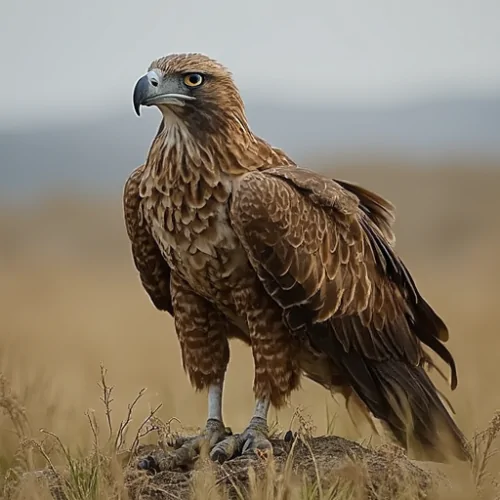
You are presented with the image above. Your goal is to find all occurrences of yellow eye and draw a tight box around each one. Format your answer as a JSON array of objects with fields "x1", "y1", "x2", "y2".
[{"x1": 183, "y1": 73, "x2": 204, "y2": 87}]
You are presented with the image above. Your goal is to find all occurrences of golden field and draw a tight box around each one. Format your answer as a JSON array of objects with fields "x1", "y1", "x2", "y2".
[{"x1": 1, "y1": 162, "x2": 500, "y2": 498}]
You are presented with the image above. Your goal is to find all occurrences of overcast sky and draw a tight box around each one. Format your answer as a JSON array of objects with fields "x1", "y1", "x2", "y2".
[{"x1": 1, "y1": 0, "x2": 499, "y2": 129}]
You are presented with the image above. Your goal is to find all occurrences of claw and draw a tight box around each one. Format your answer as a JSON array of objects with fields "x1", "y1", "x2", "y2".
[
  {"x1": 137, "y1": 455, "x2": 160, "y2": 474},
  {"x1": 140, "y1": 419, "x2": 230, "y2": 471},
  {"x1": 210, "y1": 434, "x2": 242, "y2": 463},
  {"x1": 137, "y1": 417, "x2": 273, "y2": 470}
]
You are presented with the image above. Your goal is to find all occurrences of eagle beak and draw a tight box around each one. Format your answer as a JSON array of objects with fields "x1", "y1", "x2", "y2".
[
  {"x1": 133, "y1": 70, "x2": 196, "y2": 116},
  {"x1": 133, "y1": 71, "x2": 159, "y2": 116}
]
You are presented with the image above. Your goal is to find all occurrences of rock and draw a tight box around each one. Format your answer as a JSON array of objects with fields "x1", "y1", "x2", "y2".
[{"x1": 127, "y1": 434, "x2": 442, "y2": 499}]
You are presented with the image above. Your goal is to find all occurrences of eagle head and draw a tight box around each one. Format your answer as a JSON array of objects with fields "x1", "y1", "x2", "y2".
[{"x1": 133, "y1": 53, "x2": 247, "y2": 135}]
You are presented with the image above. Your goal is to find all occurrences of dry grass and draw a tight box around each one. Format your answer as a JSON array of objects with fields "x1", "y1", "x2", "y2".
[{"x1": 1, "y1": 163, "x2": 500, "y2": 498}]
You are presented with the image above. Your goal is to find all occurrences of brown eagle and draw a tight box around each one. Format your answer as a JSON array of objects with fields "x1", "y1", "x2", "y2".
[{"x1": 124, "y1": 52, "x2": 469, "y2": 464}]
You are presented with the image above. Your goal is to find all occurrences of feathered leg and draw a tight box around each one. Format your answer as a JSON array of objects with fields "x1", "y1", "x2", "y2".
[
  {"x1": 154, "y1": 274, "x2": 232, "y2": 468},
  {"x1": 209, "y1": 286, "x2": 300, "y2": 463}
]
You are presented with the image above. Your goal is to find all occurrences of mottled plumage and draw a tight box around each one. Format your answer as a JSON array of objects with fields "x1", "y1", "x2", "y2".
[{"x1": 124, "y1": 53, "x2": 469, "y2": 464}]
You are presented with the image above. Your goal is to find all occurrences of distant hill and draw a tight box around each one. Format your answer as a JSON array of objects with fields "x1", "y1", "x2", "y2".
[{"x1": 1, "y1": 94, "x2": 499, "y2": 198}]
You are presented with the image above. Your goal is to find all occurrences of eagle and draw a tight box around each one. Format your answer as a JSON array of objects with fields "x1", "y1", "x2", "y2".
[{"x1": 124, "y1": 52, "x2": 469, "y2": 464}]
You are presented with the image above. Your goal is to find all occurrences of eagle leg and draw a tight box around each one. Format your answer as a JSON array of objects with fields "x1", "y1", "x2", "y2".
[
  {"x1": 210, "y1": 398, "x2": 273, "y2": 463},
  {"x1": 143, "y1": 383, "x2": 231, "y2": 471},
  {"x1": 167, "y1": 418, "x2": 231, "y2": 468}
]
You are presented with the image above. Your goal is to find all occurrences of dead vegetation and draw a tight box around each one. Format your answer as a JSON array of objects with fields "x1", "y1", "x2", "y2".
[
  {"x1": 0, "y1": 366, "x2": 499, "y2": 499},
  {"x1": 0, "y1": 367, "x2": 487, "y2": 499},
  {"x1": 1, "y1": 164, "x2": 500, "y2": 498}
]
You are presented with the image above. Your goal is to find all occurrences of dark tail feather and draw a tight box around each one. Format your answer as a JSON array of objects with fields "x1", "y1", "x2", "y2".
[
  {"x1": 304, "y1": 319, "x2": 469, "y2": 463},
  {"x1": 410, "y1": 297, "x2": 458, "y2": 390},
  {"x1": 367, "y1": 360, "x2": 470, "y2": 463}
]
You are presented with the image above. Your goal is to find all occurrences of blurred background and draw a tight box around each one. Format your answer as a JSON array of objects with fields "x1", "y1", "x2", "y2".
[{"x1": 1, "y1": 0, "x2": 500, "y2": 454}]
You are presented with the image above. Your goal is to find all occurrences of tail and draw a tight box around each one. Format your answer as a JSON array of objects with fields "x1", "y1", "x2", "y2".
[
  {"x1": 303, "y1": 315, "x2": 470, "y2": 463},
  {"x1": 363, "y1": 360, "x2": 470, "y2": 462}
]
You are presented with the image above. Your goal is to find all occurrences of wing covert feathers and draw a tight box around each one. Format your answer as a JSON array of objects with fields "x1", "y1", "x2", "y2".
[
  {"x1": 231, "y1": 166, "x2": 467, "y2": 462},
  {"x1": 336, "y1": 179, "x2": 396, "y2": 246},
  {"x1": 123, "y1": 165, "x2": 174, "y2": 315}
]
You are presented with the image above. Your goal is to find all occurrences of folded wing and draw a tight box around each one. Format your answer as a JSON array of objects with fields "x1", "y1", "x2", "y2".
[{"x1": 230, "y1": 166, "x2": 467, "y2": 461}]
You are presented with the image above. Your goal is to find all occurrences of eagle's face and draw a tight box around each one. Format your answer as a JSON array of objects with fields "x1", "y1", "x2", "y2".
[{"x1": 133, "y1": 53, "x2": 245, "y2": 133}]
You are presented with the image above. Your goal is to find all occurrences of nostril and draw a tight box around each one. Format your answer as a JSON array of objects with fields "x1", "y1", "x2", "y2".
[{"x1": 146, "y1": 70, "x2": 160, "y2": 88}]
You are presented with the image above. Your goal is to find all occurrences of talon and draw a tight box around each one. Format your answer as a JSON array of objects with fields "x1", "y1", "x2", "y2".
[
  {"x1": 149, "y1": 419, "x2": 230, "y2": 470},
  {"x1": 210, "y1": 448, "x2": 229, "y2": 464},
  {"x1": 210, "y1": 434, "x2": 242, "y2": 463},
  {"x1": 241, "y1": 438, "x2": 253, "y2": 455},
  {"x1": 210, "y1": 423, "x2": 272, "y2": 463},
  {"x1": 137, "y1": 455, "x2": 159, "y2": 473}
]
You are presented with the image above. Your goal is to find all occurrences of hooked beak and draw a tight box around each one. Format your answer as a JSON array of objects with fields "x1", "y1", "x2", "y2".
[{"x1": 133, "y1": 70, "x2": 196, "y2": 116}]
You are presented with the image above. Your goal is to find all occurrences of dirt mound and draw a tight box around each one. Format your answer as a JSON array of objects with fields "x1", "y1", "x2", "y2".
[{"x1": 126, "y1": 434, "x2": 439, "y2": 499}]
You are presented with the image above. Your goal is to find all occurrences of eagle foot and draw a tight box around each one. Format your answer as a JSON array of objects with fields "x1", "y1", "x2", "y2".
[
  {"x1": 141, "y1": 419, "x2": 231, "y2": 471},
  {"x1": 170, "y1": 418, "x2": 231, "y2": 449},
  {"x1": 210, "y1": 416, "x2": 273, "y2": 464}
]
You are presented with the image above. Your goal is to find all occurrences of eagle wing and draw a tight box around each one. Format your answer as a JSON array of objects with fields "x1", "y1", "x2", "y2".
[
  {"x1": 230, "y1": 166, "x2": 458, "y2": 402},
  {"x1": 123, "y1": 164, "x2": 173, "y2": 315}
]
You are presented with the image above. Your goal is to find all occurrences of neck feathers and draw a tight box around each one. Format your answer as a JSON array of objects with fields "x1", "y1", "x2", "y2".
[
  {"x1": 137, "y1": 111, "x2": 297, "y2": 256},
  {"x1": 140, "y1": 111, "x2": 296, "y2": 197}
]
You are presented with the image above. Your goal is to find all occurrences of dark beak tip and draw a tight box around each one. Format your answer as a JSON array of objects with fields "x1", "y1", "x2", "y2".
[{"x1": 133, "y1": 74, "x2": 149, "y2": 117}]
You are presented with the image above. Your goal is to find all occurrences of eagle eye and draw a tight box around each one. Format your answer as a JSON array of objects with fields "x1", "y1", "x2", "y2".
[{"x1": 183, "y1": 73, "x2": 204, "y2": 87}]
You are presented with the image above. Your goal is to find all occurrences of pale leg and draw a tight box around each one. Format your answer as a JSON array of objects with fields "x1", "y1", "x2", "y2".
[
  {"x1": 207, "y1": 383, "x2": 223, "y2": 421},
  {"x1": 158, "y1": 382, "x2": 230, "y2": 469},
  {"x1": 181, "y1": 381, "x2": 228, "y2": 445}
]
